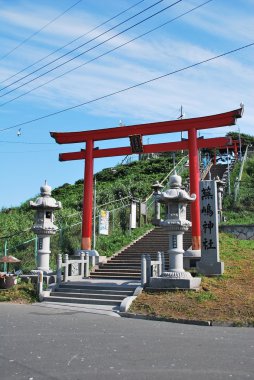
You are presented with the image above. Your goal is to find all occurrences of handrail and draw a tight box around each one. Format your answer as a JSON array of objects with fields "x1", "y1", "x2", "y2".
[
  {"x1": 145, "y1": 155, "x2": 188, "y2": 204},
  {"x1": 234, "y1": 145, "x2": 249, "y2": 202},
  {"x1": 200, "y1": 160, "x2": 213, "y2": 180}
]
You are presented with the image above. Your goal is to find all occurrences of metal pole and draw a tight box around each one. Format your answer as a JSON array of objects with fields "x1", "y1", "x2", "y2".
[
  {"x1": 238, "y1": 127, "x2": 242, "y2": 160},
  {"x1": 4, "y1": 241, "x2": 7, "y2": 272},
  {"x1": 227, "y1": 147, "x2": 231, "y2": 195}
]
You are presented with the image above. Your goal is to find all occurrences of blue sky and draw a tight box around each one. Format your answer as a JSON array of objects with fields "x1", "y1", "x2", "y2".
[{"x1": 0, "y1": 0, "x2": 253, "y2": 208}]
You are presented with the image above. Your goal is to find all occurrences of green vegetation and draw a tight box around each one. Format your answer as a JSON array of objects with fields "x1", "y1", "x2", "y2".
[
  {"x1": 223, "y1": 153, "x2": 254, "y2": 224},
  {"x1": 0, "y1": 282, "x2": 37, "y2": 303}
]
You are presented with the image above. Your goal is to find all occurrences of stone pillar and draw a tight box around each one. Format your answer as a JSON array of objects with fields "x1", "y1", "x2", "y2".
[{"x1": 197, "y1": 180, "x2": 224, "y2": 276}]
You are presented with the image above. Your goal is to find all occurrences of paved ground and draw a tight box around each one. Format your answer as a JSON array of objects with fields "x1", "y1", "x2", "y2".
[{"x1": 0, "y1": 303, "x2": 254, "y2": 380}]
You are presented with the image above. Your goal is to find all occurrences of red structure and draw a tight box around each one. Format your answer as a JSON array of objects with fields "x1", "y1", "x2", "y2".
[{"x1": 51, "y1": 107, "x2": 243, "y2": 251}]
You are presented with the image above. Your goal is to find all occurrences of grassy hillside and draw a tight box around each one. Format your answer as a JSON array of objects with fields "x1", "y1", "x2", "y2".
[
  {"x1": 223, "y1": 151, "x2": 254, "y2": 224},
  {"x1": 1, "y1": 148, "x2": 253, "y2": 273},
  {"x1": 0, "y1": 153, "x2": 187, "y2": 272},
  {"x1": 131, "y1": 233, "x2": 254, "y2": 325}
]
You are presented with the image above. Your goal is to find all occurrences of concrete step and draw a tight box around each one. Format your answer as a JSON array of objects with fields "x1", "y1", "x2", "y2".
[
  {"x1": 93, "y1": 268, "x2": 141, "y2": 273},
  {"x1": 51, "y1": 292, "x2": 127, "y2": 301},
  {"x1": 43, "y1": 296, "x2": 122, "y2": 306},
  {"x1": 55, "y1": 288, "x2": 133, "y2": 296},
  {"x1": 89, "y1": 274, "x2": 140, "y2": 279},
  {"x1": 90, "y1": 270, "x2": 140, "y2": 275},
  {"x1": 101, "y1": 264, "x2": 140, "y2": 268},
  {"x1": 58, "y1": 284, "x2": 136, "y2": 291}
]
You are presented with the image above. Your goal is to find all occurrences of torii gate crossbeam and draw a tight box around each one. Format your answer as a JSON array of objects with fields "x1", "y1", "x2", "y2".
[{"x1": 51, "y1": 107, "x2": 243, "y2": 251}]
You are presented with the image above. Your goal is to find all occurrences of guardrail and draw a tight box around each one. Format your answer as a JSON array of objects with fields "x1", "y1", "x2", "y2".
[
  {"x1": 141, "y1": 252, "x2": 165, "y2": 287},
  {"x1": 56, "y1": 253, "x2": 90, "y2": 284}
]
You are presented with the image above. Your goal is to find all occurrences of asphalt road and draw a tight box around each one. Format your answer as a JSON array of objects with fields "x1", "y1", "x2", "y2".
[{"x1": 0, "y1": 303, "x2": 253, "y2": 380}]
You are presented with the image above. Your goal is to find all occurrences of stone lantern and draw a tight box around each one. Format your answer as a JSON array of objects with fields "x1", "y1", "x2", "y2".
[
  {"x1": 30, "y1": 181, "x2": 62, "y2": 273},
  {"x1": 151, "y1": 181, "x2": 164, "y2": 226},
  {"x1": 150, "y1": 174, "x2": 201, "y2": 289}
]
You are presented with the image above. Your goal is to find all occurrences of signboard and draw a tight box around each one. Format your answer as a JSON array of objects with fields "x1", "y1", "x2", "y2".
[
  {"x1": 99, "y1": 210, "x2": 109, "y2": 235},
  {"x1": 200, "y1": 180, "x2": 219, "y2": 259},
  {"x1": 130, "y1": 201, "x2": 137, "y2": 229},
  {"x1": 198, "y1": 180, "x2": 224, "y2": 275}
]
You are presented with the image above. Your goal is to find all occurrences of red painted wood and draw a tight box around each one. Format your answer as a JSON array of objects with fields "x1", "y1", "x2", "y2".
[
  {"x1": 81, "y1": 139, "x2": 94, "y2": 250},
  {"x1": 50, "y1": 108, "x2": 243, "y2": 144},
  {"x1": 188, "y1": 128, "x2": 201, "y2": 251},
  {"x1": 59, "y1": 137, "x2": 231, "y2": 161}
]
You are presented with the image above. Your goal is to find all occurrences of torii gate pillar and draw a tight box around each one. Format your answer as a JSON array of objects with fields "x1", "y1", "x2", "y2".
[
  {"x1": 188, "y1": 128, "x2": 201, "y2": 250},
  {"x1": 82, "y1": 139, "x2": 94, "y2": 250}
]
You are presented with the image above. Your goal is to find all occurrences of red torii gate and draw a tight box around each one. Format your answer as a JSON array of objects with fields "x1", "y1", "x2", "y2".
[{"x1": 51, "y1": 107, "x2": 243, "y2": 251}]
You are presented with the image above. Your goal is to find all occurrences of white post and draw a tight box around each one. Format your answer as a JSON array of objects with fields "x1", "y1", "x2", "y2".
[
  {"x1": 37, "y1": 270, "x2": 43, "y2": 300},
  {"x1": 64, "y1": 254, "x2": 69, "y2": 282},
  {"x1": 141, "y1": 254, "x2": 147, "y2": 286},
  {"x1": 161, "y1": 252, "x2": 165, "y2": 272},
  {"x1": 157, "y1": 252, "x2": 162, "y2": 276},
  {"x1": 81, "y1": 253, "x2": 85, "y2": 277},
  {"x1": 146, "y1": 254, "x2": 151, "y2": 286},
  {"x1": 57, "y1": 254, "x2": 62, "y2": 284},
  {"x1": 85, "y1": 253, "x2": 90, "y2": 278}
]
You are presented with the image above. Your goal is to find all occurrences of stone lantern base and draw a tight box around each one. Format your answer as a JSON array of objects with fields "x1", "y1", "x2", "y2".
[
  {"x1": 149, "y1": 271, "x2": 201, "y2": 290},
  {"x1": 183, "y1": 248, "x2": 201, "y2": 270}
]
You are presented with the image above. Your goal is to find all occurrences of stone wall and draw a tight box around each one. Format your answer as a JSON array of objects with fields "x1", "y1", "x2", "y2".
[{"x1": 219, "y1": 225, "x2": 254, "y2": 240}]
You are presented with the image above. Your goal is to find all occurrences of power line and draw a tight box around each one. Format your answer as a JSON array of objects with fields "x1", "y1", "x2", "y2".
[
  {"x1": 0, "y1": 0, "x2": 166, "y2": 96},
  {"x1": 0, "y1": 150, "x2": 58, "y2": 153},
  {"x1": 0, "y1": 0, "x2": 146, "y2": 86},
  {"x1": 0, "y1": 0, "x2": 83, "y2": 62},
  {"x1": 0, "y1": 1, "x2": 212, "y2": 107},
  {"x1": 0, "y1": 41, "x2": 253, "y2": 132},
  {"x1": 0, "y1": 140, "x2": 53, "y2": 145}
]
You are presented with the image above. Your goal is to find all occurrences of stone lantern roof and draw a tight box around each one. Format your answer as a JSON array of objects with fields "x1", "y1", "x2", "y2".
[
  {"x1": 158, "y1": 174, "x2": 196, "y2": 204},
  {"x1": 30, "y1": 181, "x2": 62, "y2": 210}
]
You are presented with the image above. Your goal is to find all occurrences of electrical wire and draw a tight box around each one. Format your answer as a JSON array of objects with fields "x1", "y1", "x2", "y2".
[
  {"x1": 0, "y1": 0, "x2": 83, "y2": 62},
  {"x1": 0, "y1": 140, "x2": 53, "y2": 144},
  {"x1": 0, "y1": 0, "x2": 166, "y2": 95},
  {"x1": 0, "y1": 0, "x2": 146, "y2": 86},
  {"x1": 0, "y1": 41, "x2": 252, "y2": 133},
  {"x1": 0, "y1": 1, "x2": 212, "y2": 107}
]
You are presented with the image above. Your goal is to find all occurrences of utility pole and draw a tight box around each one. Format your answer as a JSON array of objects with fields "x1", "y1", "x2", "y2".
[{"x1": 178, "y1": 105, "x2": 184, "y2": 153}]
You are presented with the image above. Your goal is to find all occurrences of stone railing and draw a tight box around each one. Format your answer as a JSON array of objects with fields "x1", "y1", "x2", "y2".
[
  {"x1": 219, "y1": 224, "x2": 254, "y2": 240},
  {"x1": 56, "y1": 253, "x2": 90, "y2": 284},
  {"x1": 141, "y1": 252, "x2": 165, "y2": 286}
]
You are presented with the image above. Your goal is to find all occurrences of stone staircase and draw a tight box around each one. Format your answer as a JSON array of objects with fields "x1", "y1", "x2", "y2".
[
  {"x1": 90, "y1": 225, "x2": 192, "y2": 280},
  {"x1": 203, "y1": 162, "x2": 234, "y2": 181},
  {"x1": 43, "y1": 281, "x2": 137, "y2": 313}
]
